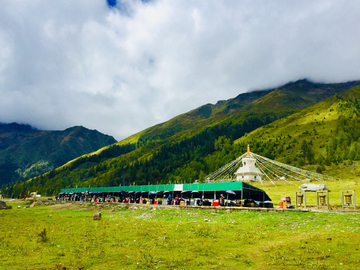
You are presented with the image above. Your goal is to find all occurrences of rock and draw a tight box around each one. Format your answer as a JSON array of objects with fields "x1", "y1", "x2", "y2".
[
  {"x1": 0, "y1": 201, "x2": 7, "y2": 209},
  {"x1": 17, "y1": 205, "x2": 21, "y2": 208},
  {"x1": 299, "y1": 184, "x2": 328, "y2": 191},
  {"x1": 93, "y1": 213, "x2": 101, "y2": 220}
]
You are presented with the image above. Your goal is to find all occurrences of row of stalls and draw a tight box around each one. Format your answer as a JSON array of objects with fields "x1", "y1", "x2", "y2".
[{"x1": 59, "y1": 181, "x2": 272, "y2": 207}]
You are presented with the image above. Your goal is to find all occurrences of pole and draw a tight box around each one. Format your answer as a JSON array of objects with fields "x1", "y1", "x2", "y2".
[
  {"x1": 354, "y1": 191, "x2": 356, "y2": 210},
  {"x1": 263, "y1": 190, "x2": 265, "y2": 203},
  {"x1": 241, "y1": 189, "x2": 243, "y2": 207}
]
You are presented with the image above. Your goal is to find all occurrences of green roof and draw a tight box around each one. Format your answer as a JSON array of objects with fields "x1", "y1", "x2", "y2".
[
  {"x1": 60, "y1": 181, "x2": 270, "y2": 201},
  {"x1": 61, "y1": 182, "x2": 247, "y2": 193},
  {"x1": 61, "y1": 181, "x2": 268, "y2": 193}
]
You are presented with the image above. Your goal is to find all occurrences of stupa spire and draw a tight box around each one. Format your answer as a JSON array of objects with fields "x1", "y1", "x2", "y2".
[{"x1": 247, "y1": 144, "x2": 250, "y2": 157}]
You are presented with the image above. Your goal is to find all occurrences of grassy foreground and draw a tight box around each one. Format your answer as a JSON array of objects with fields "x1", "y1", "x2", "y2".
[{"x1": 1, "y1": 201, "x2": 359, "y2": 270}]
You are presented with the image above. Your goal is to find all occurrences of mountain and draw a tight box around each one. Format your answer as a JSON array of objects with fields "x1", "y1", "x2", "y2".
[
  {"x1": 5, "y1": 79, "x2": 360, "y2": 196},
  {"x1": 0, "y1": 124, "x2": 117, "y2": 186},
  {"x1": 123, "y1": 79, "x2": 359, "y2": 146},
  {"x1": 235, "y1": 83, "x2": 360, "y2": 169}
]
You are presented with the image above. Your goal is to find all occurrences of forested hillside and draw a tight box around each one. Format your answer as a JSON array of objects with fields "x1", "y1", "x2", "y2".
[
  {"x1": 4, "y1": 79, "x2": 360, "y2": 197},
  {"x1": 0, "y1": 124, "x2": 116, "y2": 187},
  {"x1": 235, "y1": 84, "x2": 360, "y2": 172},
  {"x1": 122, "y1": 79, "x2": 358, "y2": 146}
]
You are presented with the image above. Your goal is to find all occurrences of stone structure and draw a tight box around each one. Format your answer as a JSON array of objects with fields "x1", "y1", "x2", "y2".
[
  {"x1": 235, "y1": 145, "x2": 263, "y2": 182},
  {"x1": 0, "y1": 201, "x2": 7, "y2": 209}
]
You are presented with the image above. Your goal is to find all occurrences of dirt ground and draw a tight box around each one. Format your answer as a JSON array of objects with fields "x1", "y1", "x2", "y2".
[{"x1": 2, "y1": 198, "x2": 359, "y2": 214}]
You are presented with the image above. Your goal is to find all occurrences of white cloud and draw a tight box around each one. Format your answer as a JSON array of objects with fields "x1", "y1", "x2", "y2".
[{"x1": 0, "y1": 0, "x2": 359, "y2": 140}]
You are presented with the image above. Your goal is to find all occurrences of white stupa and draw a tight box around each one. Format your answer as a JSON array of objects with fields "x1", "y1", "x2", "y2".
[{"x1": 235, "y1": 145, "x2": 263, "y2": 182}]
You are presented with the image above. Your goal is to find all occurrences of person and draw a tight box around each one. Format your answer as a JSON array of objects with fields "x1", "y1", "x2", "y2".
[
  {"x1": 85, "y1": 189, "x2": 89, "y2": 202},
  {"x1": 167, "y1": 194, "x2": 172, "y2": 205},
  {"x1": 176, "y1": 194, "x2": 179, "y2": 205},
  {"x1": 220, "y1": 194, "x2": 225, "y2": 206}
]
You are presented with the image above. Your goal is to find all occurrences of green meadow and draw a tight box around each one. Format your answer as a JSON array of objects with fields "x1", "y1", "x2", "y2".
[
  {"x1": 251, "y1": 178, "x2": 360, "y2": 208},
  {"x1": 1, "y1": 200, "x2": 359, "y2": 270}
]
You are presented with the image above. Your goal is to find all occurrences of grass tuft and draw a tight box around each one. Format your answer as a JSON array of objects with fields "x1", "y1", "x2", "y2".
[{"x1": 37, "y1": 228, "x2": 49, "y2": 243}]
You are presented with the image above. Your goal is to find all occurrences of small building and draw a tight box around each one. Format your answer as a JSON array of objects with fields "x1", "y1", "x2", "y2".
[{"x1": 235, "y1": 145, "x2": 263, "y2": 182}]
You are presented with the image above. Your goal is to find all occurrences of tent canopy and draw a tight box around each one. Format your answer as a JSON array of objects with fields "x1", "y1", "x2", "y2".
[{"x1": 60, "y1": 181, "x2": 271, "y2": 201}]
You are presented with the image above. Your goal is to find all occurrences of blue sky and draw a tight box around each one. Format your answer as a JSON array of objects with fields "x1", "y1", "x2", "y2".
[
  {"x1": 0, "y1": 0, "x2": 360, "y2": 140},
  {"x1": 107, "y1": 0, "x2": 117, "y2": 7}
]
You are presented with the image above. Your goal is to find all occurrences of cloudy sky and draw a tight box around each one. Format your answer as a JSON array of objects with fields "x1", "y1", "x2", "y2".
[{"x1": 1, "y1": 0, "x2": 359, "y2": 140}]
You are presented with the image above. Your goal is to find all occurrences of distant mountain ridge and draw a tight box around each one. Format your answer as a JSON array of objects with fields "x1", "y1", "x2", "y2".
[
  {"x1": 4, "y1": 78, "x2": 360, "y2": 196},
  {"x1": 0, "y1": 124, "x2": 117, "y2": 185},
  {"x1": 127, "y1": 79, "x2": 360, "y2": 146}
]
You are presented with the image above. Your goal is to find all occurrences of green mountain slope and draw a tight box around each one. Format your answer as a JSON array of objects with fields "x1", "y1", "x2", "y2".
[
  {"x1": 7, "y1": 79, "x2": 360, "y2": 196},
  {"x1": 235, "y1": 84, "x2": 360, "y2": 169},
  {"x1": 120, "y1": 88, "x2": 273, "y2": 146},
  {"x1": 0, "y1": 124, "x2": 117, "y2": 186},
  {"x1": 125, "y1": 79, "x2": 358, "y2": 146}
]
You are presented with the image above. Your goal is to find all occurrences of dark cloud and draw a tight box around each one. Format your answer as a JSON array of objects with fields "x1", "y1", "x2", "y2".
[{"x1": 0, "y1": 1, "x2": 359, "y2": 140}]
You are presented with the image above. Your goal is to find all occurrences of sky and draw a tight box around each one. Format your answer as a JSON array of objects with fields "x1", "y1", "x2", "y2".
[{"x1": 1, "y1": 0, "x2": 360, "y2": 141}]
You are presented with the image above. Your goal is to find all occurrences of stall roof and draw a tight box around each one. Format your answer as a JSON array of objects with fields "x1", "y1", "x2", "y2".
[{"x1": 60, "y1": 181, "x2": 271, "y2": 201}]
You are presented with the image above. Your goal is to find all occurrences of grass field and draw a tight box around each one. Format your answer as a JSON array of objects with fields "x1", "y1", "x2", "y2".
[
  {"x1": 251, "y1": 179, "x2": 360, "y2": 208},
  {"x1": 1, "y1": 200, "x2": 359, "y2": 270}
]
